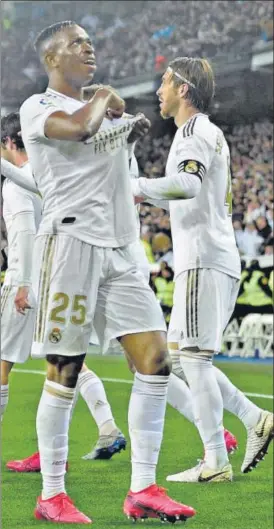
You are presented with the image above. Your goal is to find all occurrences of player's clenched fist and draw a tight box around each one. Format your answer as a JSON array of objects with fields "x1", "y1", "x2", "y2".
[
  {"x1": 95, "y1": 87, "x2": 126, "y2": 118},
  {"x1": 128, "y1": 113, "x2": 151, "y2": 143}
]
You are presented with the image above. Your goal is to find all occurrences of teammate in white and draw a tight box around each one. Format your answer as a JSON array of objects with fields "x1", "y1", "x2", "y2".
[
  {"x1": 1, "y1": 114, "x2": 42, "y2": 422},
  {"x1": 133, "y1": 57, "x2": 273, "y2": 482},
  {"x1": 1, "y1": 114, "x2": 126, "y2": 471},
  {"x1": 82, "y1": 86, "x2": 242, "y2": 464},
  {"x1": 19, "y1": 22, "x2": 195, "y2": 524}
]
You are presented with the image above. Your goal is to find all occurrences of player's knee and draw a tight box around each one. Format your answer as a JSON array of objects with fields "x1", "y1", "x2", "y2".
[
  {"x1": 46, "y1": 353, "x2": 86, "y2": 388},
  {"x1": 1, "y1": 360, "x2": 14, "y2": 385},
  {"x1": 143, "y1": 347, "x2": 171, "y2": 376}
]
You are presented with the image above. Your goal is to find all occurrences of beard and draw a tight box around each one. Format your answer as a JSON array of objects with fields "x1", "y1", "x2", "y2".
[{"x1": 160, "y1": 107, "x2": 170, "y2": 119}]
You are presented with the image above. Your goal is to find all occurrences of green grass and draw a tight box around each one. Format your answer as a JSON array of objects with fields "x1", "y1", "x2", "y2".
[{"x1": 2, "y1": 356, "x2": 273, "y2": 529}]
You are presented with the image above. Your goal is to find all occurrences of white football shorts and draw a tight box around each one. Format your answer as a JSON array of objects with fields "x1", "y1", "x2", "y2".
[
  {"x1": 1, "y1": 284, "x2": 36, "y2": 364},
  {"x1": 89, "y1": 237, "x2": 151, "y2": 346},
  {"x1": 168, "y1": 268, "x2": 239, "y2": 352},
  {"x1": 31, "y1": 234, "x2": 166, "y2": 358}
]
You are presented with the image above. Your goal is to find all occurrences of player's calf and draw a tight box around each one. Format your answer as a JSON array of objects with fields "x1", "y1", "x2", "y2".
[
  {"x1": 36, "y1": 354, "x2": 85, "y2": 504},
  {"x1": 1, "y1": 360, "x2": 13, "y2": 420}
]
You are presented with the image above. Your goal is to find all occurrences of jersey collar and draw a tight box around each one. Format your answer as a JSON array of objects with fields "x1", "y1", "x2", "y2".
[{"x1": 46, "y1": 88, "x2": 83, "y2": 103}]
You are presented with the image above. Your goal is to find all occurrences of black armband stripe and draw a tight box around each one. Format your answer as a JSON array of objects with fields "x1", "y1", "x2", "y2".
[{"x1": 177, "y1": 159, "x2": 206, "y2": 182}]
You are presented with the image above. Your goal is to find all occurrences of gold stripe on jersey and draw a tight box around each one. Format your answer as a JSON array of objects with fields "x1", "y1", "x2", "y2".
[
  {"x1": 182, "y1": 116, "x2": 197, "y2": 138},
  {"x1": 40, "y1": 236, "x2": 56, "y2": 343},
  {"x1": 190, "y1": 270, "x2": 195, "y2": 338},
  {"x1": 1, "y1": 285, "x2": 12, "y2": 315},
  {"x1": 186, "y1": 271, "x2": 191, "y2": 338},
  {"x1": 186, "y1": 270, "x2": 199, "y2": 339},
  {"x1": 194, "y1": 270, "x2": 199, "y2": 338},
  {"x1": 34, "y1": 236, "x2": 55, "y2": 343}
]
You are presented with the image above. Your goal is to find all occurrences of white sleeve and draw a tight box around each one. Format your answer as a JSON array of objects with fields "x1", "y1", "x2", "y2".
[
  {"x1": 129, "y1": 154, "x2": 169, "y2": 210},
  {"x1": 4, "y1": 183, "x2": 35, "y2": 216},
  {"x1": 12, "y1": 213, "x2": 36, "y2": 286},
  {"x1": 1, "y1": 159, "x2": 38, "y2": 194},
  {"x1": 134, "y1": 134, "x2": 214, "y2": 201},
  {"x1": 6, "y1": 186, "x2": 36, "y2": 285},
  {"x1": 129, "y1": 153, "x2": 139, "y2": 179},
  {"x1": 20, "y1": 95, "x2": 64, "y2": 141}
]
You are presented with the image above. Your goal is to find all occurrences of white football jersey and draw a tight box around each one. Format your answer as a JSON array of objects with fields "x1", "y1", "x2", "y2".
[
  {"x1": 20, "y1": 89, "x2": 138, "y2": 248},
  {"x1": 2, "y1": 163, "x2": 42, "y2": 285},
  {"x1": 167, "y1": 114, "x2": 241, "y2": 279}
]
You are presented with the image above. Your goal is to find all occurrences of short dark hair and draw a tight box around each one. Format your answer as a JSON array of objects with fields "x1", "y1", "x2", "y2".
[
  {"x1": 168, "y1": 57, "x2": 215, "y2": 113},
  {"x1": 34, "y1": 20, "x2": 77, "y2": 56},
  {"x1": 1, "y1": 112, "x2": 24, "y2": 150}
]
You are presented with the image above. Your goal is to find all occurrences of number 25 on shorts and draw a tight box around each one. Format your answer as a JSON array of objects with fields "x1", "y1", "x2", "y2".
[{"x1": 49, "y1": 293, "x2": 87, "y2": 326}]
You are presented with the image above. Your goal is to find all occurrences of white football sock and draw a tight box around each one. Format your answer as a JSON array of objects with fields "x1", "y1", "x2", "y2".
[
  {"x1": 36, "y1": 379, "x2": 74, "y2": 500},
  {"x1": 69, "y1": 382, "x2": 80, "y2": 424},
  {"x1": 78, "y1": 370, "x2": 117, "y2": 436},
  {"x1": 129, "y1": 372, "x2": 169, "y2": 493},
  {"x1": 0, "y1": 384, "x2": 9, "y2": 421},
  {"x1": 167, "y1": 373, "x2": 195, "y2": 423},
  {"x1": 167, "y1": 350, "x2": 194, "y2": 423},
  {"x1": 214, "y1": 366, "x2": 261, "y2": 429},
  {"x1": 180, "y1": 353, "x2": 228, "y2": 470}
]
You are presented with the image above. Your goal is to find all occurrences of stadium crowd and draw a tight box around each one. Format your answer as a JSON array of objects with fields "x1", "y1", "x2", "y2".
[{"x1": 2, "y1": 1, "x2": 273, "y2": 102}]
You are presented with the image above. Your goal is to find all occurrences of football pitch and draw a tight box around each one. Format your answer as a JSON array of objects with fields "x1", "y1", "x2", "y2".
[{"x1": 2, "y1": 355, "x2": 273, "y2": 529}]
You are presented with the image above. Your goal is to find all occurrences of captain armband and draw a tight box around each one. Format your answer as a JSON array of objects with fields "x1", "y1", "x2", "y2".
[{"x1": 177, "y1": 159, "x2": 206, "y2": 183}]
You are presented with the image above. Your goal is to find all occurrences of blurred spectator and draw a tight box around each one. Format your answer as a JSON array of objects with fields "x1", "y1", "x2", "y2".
[
  {"x1": 140, "y1": 229, "x2": 155, "y2": 264},
  {"x1": 153, "y1": 262, "x2": 174, "y2": 322},
  {"x1": 236, "y1": 222, "x2": 264, "y2": 257},
  {"x1": 255, "y1": 215, "x2": 272, "y2": 240},
  {"x1": 235, "y1": 259, "x2": 273, "y2": 318},
  {"x1": 152, "y1": 232, "x2": 174, "y2": 268},
  {"x1": 266, "y1": 206, "x2": 273, "y2": 229}
]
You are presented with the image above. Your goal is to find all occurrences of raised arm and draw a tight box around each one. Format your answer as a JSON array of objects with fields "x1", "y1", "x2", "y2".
[
  {"x1": 1, "y1": 158, "x2": 38, "y2": 194},
  {"x1": 20, "y1": 88, "x2": 125, "y2": 143},
  {"x1": 45, "y1": 88, "x2": 125, "y2": 141},
  {"x1": 132, "y1": 133, "x2": 213, "y2": 201}
]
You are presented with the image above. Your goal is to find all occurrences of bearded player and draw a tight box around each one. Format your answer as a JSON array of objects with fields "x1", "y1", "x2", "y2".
[{"x1": 132, "y1": 57, "x2": 273, "y2": 483}]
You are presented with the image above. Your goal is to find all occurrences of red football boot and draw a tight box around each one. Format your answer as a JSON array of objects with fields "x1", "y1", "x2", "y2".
[
  {"x1": 34, "y1": 493, "x2": 92, "y2": 524},
  {"x1": 6, "y1": 451, "x2": 41, "y2": 472},
  {"x1": 123, "y1": 484, "x2": 196, "y2": 523},
  {"x1": 6, "y1": 451, "x2": 69, "y2": 472},
  {"x1": 224, "y1": 429, "x2": 238, "y2": 455}
]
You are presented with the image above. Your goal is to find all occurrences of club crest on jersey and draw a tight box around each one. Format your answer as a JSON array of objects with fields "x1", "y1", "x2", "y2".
[
  {"x1": 185, "y1": 161, "x2": 198, "y2": 173},
  {"x1": 49, "y1": 327, "x2": 62, "y2": 344}
]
